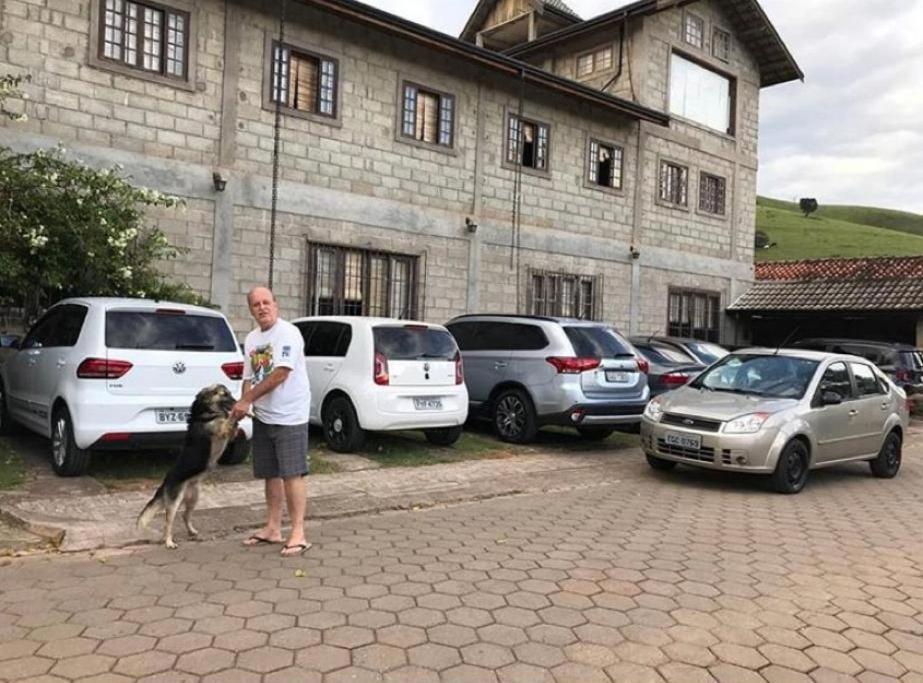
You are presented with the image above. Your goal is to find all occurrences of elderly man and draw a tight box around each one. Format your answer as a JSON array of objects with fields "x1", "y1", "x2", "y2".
[{"x1": 232, "y1": 287, "x2": 312, "y2": 556}]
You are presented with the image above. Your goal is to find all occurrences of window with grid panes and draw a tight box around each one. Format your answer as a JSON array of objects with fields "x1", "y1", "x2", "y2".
[
  {"x1": 401, "y1": 83, "x2": 454, "y2": 147},
  {"x1": 668, "y1": 289, "x2": 721, "y2": 342},
  {"x1": 588, "y1": 140, "x2": 623, "y2": 190},
  {"x1": 507, "y1": 114, "x2": 549, "y2": 171},
  {"x1": 659, "y1": 160, "x2": 688, "y2": 206},
  {"x1": 270, "y1": 43, "x2": 337, "y2": 117},
  {"x1": 684, "y1": 12, "x2": 704, "y2": 48},
  {"x1": 576, "y1": 46, "x2": 613, "y2": 77},
  {"x1": 712, "y1": 27, "x2": 731, "y2": 61},
  {"x1": 308, "y1": 243, "x2": 418, "y2": 319},
  {"x1": 699, "y1": 172, "x2": 726, "y2": 215},
  {"x1": 529, "y1": 270, "x2": 598, "y2": 320},
  {"x1": 100, "y1": 0, "x2": 188, "y2": 78}
]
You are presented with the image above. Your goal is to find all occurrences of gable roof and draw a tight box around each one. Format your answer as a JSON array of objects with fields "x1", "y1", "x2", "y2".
[
  {"x1": 728, "y1": 257, "x2": 923, "y2": 312},
  {"x1": 506, "y1": 0, "x2": 803, "y2": 88},
  {"x1": 297, "y1": 0, "x2": 669, "y2": 125},
  {"x1": 460, "y1": 0, "x2": 583, "y2": 44}
]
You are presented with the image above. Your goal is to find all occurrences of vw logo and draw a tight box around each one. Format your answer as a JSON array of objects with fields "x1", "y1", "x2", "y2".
[
  {"x1": 423, "y1": 362, "x2": 431, "y2": 372},
  {"x1": 172, "y1": 361, "x2": 187, "y2": 375}
]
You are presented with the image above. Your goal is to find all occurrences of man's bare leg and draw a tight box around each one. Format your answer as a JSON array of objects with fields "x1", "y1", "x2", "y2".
[
  {"x1": 243, "y1": 478, "x2": 285, "y2": 545},
  {"x1": 280, "y1": 476, "x2": 308, "y2": 555}
]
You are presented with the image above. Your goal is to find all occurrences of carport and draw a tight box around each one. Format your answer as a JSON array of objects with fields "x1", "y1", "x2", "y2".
[{"x1": 728, "y1": 256, "x2": 923, "y2": 347}]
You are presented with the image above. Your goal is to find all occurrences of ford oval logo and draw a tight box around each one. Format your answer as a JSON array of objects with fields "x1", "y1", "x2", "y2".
[{"x1": 173, "y1": 361, "x2": 187, "y2": 375}]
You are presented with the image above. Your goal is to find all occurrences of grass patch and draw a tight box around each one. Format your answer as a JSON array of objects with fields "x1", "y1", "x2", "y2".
[
  {"x1": 0, "y1": 437, "x2": 27, "y2": 489},
  {"x1": 309, "y1": 454, "x2": 342, "y2": 475},
  {"x1": 89, "y1": 450, "x2": 177, "y2": 490},
  {"x1": 758, "y1": 196, "x2": 923, "y2": 237},
  {"x1": 755, "y1": 203, "x2": 923, "y2": 262},
  {"x1": 343, "y1": 431, "x2": 511, "y2": 469}
]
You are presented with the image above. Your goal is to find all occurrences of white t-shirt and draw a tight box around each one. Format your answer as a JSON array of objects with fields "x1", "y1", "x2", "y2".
[{"x1": 243, "y1": 319, "x2": 311, "y2": 425}]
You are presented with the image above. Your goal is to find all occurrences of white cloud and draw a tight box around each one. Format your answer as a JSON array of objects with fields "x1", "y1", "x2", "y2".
[{"x1": 368, "y1": 1, "x2": 923, "y2": 213}]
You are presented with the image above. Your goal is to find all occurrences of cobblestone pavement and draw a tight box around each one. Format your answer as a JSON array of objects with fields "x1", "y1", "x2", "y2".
[{"x1": 2, "y1": 431, "x2": 923, "y2": 682}]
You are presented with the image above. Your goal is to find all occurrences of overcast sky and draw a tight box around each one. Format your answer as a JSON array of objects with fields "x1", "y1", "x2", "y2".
[{"x1": 368, "y1": 0, "x2": 923, "y2": 214}]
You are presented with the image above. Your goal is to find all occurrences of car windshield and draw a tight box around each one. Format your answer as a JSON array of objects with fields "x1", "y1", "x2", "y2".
[
  {"x1": 637, "y1": 343, "x2": 697, "y2": 365},
  {"x1": 901, "y1": 350, "x2": 923, "y2": 370},
  {"x1": 690, "y1": 353, "x2": 819, "y2": 399},
  {"x1": 374, "y1": 326, "x2": 458, "y2": 361},
  {"x1": 685, "y1": 342, "x2": 728, "y2": 364},
  {"x1": 106, "y1": 311, "x2": 238, "y2": 351}
]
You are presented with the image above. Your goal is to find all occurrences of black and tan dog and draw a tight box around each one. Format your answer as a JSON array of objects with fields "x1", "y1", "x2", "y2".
[{"x1": 138, "y1": 384, "x2": 240, "y2": 549}]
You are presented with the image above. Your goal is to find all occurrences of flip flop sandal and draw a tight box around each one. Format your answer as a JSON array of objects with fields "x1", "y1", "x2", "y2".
[
  {"x1": 243, "y1": 535, "x2": 281, "y2": 546},
  {"x1": 280, "y1": 542, "x2": 312, "y2": 557}
]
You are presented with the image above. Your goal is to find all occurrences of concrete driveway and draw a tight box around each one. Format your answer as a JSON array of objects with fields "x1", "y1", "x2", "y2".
[{"x1": 1, "y1": 426, "x2": 922, "y2": 681}]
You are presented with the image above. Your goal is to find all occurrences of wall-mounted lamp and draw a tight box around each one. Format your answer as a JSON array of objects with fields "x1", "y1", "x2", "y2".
[
  {"x1": 629, "y1": 245, "x2": 641, "y2": 260},
  {"x1": 212, "y1": 172, "x2": 227, "y2": 193},
  {"x1": 465, "y1": 217, "x2": 478, "y2": 234}
]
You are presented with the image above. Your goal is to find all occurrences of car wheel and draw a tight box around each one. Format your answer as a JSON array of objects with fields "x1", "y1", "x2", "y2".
[
  {"x1": 51, "y1": 405, "x2": 91, "y2": 477},
  {"x1": 576, "y1": 427, "x2": 614, "y2": 441},
  {"x1": 869, "y1": 431, "x2": 901, "y2": 478},
  {"x1": 0, "y1": 379, "x2": 15, "y2": 436},
  {"x1": 770, "y1": 440, "x2": 809, "y2": 494},
  {"x1": 646, "y1": 453, "x2": 677, "y2": 471},
  {"x1": 424, "y1": 426, "x2": 463, "y2": 447},
  {"x1": 492, "y1": 389, "x2": 537, "y2": 444},
  {"x1": 219, "y1": 436, "x2": 251, "y2": 465},
  {"x1": 323, "y1": 396, "x2": 365, "y2": 453}
]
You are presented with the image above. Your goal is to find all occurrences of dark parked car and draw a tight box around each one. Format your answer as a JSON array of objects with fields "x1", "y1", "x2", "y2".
[
  {"x1": 791, "y1": 338, "x2": 923, "y2": 395},
  {"x1": 0, "y1": 334, "x2": 20, "y2": 365},
  {"x1": 630, "y1": 337, "x2": 705, "y2": 396},
  {"x1": 643, "y1": 336, "x2": 729, "y2": 366}
]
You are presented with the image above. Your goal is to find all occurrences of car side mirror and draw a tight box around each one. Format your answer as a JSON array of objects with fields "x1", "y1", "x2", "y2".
[{"x1": 821, "y1": 391, "x2": 843, "y2": 406}]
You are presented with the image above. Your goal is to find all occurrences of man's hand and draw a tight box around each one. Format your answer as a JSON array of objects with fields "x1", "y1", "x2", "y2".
[{"x1": 231, "y1": 399, "x2": 252, "y2": 422}]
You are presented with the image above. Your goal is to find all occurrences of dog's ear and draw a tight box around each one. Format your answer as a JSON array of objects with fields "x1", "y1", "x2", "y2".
[{"x1": 189, "y1": 389, "x2": 209, "y2": 422}]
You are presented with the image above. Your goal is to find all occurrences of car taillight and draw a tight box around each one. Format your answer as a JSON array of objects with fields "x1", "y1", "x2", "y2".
[
  {"x1": 661, "y1": 372, "x2": 690, "y2": 386},
  {"x1": 76, "y1": 357, "x2": 133, "y2": 379},
  {"x1": 455, "y1": 352, "x2": 464, "y2": 385},
  {"x1": 636, "y1": 357, "x2": 650, "y2": 374},
  {"x1": 374, "y1": 352, "x2": 389, "y2": 386},
  {"x1": 546, "y1": 357, "x2": 601, "y2": 374},
  {"x1": 222, "y1": 361, "x2": 244, "y2": 380}
]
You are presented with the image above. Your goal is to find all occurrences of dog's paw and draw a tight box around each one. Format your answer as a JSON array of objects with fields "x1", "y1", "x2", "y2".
[
  {"x1": 187, "y1": 527, "x2": 199, "y2": 538},
  {"x1": 165, "y1": 539, "x2": 178, "y2": 549}
]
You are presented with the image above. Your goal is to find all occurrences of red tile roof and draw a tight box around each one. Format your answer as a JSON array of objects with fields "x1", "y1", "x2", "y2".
[{"x1": 730, "y1": 256, "x2": 923, "y2": 312}]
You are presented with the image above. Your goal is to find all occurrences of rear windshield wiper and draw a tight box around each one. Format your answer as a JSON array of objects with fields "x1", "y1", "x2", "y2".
[{"x1": 175, "y1": 343, "x2": 215, "y2": 350}]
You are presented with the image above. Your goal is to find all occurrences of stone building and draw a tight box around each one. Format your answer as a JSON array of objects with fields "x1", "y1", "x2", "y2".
[{"x1": 0, "y1": 0, "x2": 802, "y2": 337}]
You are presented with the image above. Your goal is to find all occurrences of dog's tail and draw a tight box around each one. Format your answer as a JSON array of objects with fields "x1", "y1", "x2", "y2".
[{"x1": 137, "y1": 484, "x2": 165, "y2": 530}]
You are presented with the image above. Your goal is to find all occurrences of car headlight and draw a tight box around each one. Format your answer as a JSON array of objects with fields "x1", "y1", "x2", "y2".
[
  {"x1": 724, "y1": 412, "x2": 770, "y2": 434},
  {"x1": 644, "y1": 398, "x2": 664, "y2": 422}
]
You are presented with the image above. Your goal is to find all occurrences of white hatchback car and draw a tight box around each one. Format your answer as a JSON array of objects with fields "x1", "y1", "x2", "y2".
[
  {"x1": 290, "y1": 317, "x2": 469, "y2": 452},
  {"x1": 0, "y1": 298, "x2": 252, "y2": 476}
]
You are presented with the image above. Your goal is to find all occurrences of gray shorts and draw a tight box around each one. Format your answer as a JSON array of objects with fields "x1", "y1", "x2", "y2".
[{"x1": 252, "y1": 419, "x2": 310, "y2": 479}]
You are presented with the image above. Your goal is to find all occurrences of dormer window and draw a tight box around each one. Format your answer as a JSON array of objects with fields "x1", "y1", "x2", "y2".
[
  {"x1": 712, "y1": 27, "x2": 731, "y2": 61},
  {"x1": 576, "y1": 46, "x2": 613, "y2": 78},
  {"x1": 683, "y1": 12, "x2": 704, "y2": 49}
]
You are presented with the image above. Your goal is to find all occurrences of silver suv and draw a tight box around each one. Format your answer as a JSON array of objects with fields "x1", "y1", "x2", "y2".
[{"x1": 445, "y1": 315, "x2": 649, "y2": 443}]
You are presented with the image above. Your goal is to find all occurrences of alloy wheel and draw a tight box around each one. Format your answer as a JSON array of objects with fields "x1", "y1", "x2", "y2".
[
  {"x1": 52, "y1": 416, "x2": 67, "y2": 468},
  {"x1": 496, "y1": 396, "x2": 525, "y2": 439}
]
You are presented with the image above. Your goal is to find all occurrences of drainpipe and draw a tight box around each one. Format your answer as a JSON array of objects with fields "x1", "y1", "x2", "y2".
[{"x1": 601, "y1": 14, "x2": 628, "y2": 93}]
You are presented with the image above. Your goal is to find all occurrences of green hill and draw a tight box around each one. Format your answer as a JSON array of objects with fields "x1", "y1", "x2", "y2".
[{"x1": 755, "y1": 197, "x2": 923, "y2": 263}]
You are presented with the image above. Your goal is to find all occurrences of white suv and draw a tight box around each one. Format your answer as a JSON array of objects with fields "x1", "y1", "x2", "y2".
[
  {"x1": 0, "y1": 298, "x2": 252, "y2": 476},
  {"x1": 291, "y1": 317, "x2": 469, "y2": 452}
]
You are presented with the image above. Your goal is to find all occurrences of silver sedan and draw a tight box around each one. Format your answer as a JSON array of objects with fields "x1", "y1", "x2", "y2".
[{"x1": 640, "y1": 349, "x2": 909, "y2": 493}]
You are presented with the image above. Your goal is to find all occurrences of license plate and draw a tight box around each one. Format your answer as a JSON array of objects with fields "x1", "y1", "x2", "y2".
[
  {"x1": 156, "y1": 409, "x2": 190, "y2": 424},
  {"x1": 413, "y1": 398, "x2": 443, "y2": 411},
  {"x1": 665, "y1": 432, "x2": 702, "y2": 450},
  {"x1": 606, "y1": 370, "x2": 630, "y2": 383}
]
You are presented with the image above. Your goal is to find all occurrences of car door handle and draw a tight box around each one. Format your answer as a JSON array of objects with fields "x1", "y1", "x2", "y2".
[
  {"x1": 56, "y1": 359, "x2": 66, "y2": 368},
  {"x1": 323, "y1": 364, "x2": 336, "y2": 372},
  {"x1": 848, "y1": 409, "x2": 858, "y2": 417},
  {"x1": 494, "y1": 362, "x2": 508, "y2": 369},
  {"x1": 880, "y1": 402, "x2": 890, "y2": 410}
]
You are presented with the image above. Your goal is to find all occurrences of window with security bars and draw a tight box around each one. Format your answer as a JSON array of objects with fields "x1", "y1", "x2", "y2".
[
  {"x1": 507, "y1": 114, "x2": 549, "y2": 171},
  {"x1": 529, "y1": 270, "x2": 599, "y2": 320},
  {"x1": 308, "y1": 243, "x2": 418, "y2": 319},
  {"x1": 576, "y1": 46, "x2": 614, "y2": 78},
  {"x1": 659, "y1": 160, "x2": 688, "y2": 206},
  {"x1": 588, "y1": 140, "x2": 623, "y2": 190},
  {"x1": 699, "y1": 172, "x2": 726, "y2": 215},
  {"x1": 684, "y1": 12, "x2": 704, "y2": 49},
  {"x1": 712, "y1": 27, "x2": 731, "y2": 62},
  {"x1": 100, "y1": 0, "x2": 188, "y2": 78},
  {"x1": 401, "y1": 83, "x2": 454, "y2": 147},
  {"x1": 271, "y1": 43, "x2": 337, "y2": 117},
  {"x1": 668, "y1": 289, "x2": 721, "y2": 342}
]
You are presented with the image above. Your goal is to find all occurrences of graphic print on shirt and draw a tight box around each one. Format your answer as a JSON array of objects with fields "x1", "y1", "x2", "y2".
[{"x1": 249, "y1": 344, "x2": 274, "y2": 385}]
